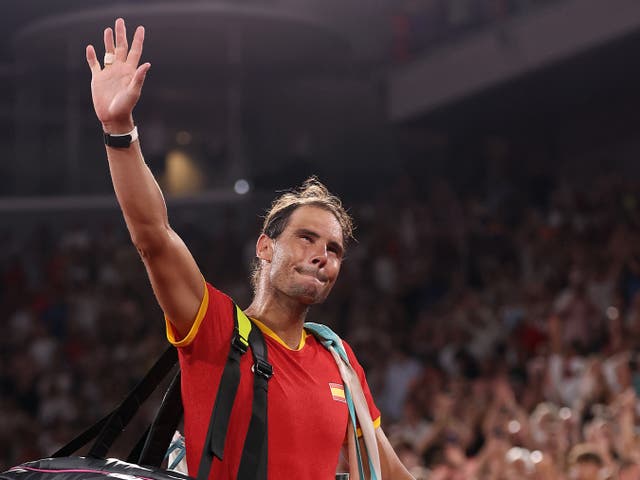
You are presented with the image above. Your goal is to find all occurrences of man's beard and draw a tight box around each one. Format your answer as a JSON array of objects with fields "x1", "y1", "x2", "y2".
[{"x1": 287, "y1": 270, "x2": 330, "y2": 304}]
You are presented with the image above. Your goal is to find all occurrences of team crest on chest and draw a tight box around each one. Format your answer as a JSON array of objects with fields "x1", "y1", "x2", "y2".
[{"x1": 329, "y1": 383, "x2": 346, "y2": 403}]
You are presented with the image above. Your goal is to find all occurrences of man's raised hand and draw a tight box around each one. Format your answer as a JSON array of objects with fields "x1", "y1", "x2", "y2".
[{"x1": 86, "y1": 18, "x2": 150, "y2": 133}]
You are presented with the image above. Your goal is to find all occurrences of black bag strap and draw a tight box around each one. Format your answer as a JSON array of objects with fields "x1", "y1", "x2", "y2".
[
  {"x1": 53, "y1": 302, "x2": 272, "y2": 480},
  {"x1": 52, "y1": 345, "x2": 178, "y2": 459},
  {"x1": 196, "y1": 304, "x2": 250, "y2": 480},
  {"x1": 237, "y1": 324, "x2": 272, "y2": 480},
  {"x1": 127, "y1": 425, "x2": 152, "y2": 464},
  {"x1": 135, "y1": 370, "x2": 184, "y2": 466},
  {"x1": 51, "y1": 412, "x2": 111, "y2": 458},
  {"x1": 88, "y1": 346, "x2": 179, "y2": 459},
  {"x1": 196, "y1": 304, "x2": 272, "y2": 480}
]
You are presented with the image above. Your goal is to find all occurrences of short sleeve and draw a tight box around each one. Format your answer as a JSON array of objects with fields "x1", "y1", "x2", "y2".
[{"x1": 165, "y1": 281, "x2": 234, "y2": 351}]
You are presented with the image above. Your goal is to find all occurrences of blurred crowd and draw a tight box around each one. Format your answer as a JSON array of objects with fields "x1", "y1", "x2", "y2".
[
  {"x1": 390, "y1": 0, "x2": 564, "y2": 62},
  {"x1": 3, "y1": 166, "x2": 640, "y2": 479}
]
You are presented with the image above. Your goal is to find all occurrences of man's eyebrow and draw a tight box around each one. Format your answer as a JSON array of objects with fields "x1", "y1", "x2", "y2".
[{"x1": 295, "y1": 228, "x2": 320, "y2": 239}]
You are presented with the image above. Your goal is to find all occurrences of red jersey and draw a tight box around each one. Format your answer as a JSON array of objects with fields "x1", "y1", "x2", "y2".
[{"x1": 166, "y1": 282, "x2": 381, "y2": 480}]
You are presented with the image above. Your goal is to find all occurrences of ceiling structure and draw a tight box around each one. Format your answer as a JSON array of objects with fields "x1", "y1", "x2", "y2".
[
  {"x1": 3, "y1": 1, "x2": 640, "y2": 203},
  {"x1": 1, "y1": 1, "x2": 390, "y2": 199}
]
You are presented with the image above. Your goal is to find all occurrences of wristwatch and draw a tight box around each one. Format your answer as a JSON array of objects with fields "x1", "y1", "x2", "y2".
[{"x1": 103, "y1": 126, "x2": 139, "y2": 148}]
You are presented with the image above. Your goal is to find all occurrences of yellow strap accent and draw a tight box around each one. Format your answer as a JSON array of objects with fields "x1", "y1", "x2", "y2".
[{"x1": 235, "y1": 305, "x2": 252, "y2": 347}]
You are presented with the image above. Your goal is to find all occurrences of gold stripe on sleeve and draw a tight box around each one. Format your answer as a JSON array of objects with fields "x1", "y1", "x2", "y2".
[
  {"x1": 356, "y1": 416, "x2": 381, "y2": 437},
  {"x1": 165, "y1": 280, "x2": 209, "y2": 348}
]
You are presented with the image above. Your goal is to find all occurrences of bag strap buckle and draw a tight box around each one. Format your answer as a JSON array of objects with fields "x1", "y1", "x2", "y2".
[
  {"x1": 231, "y1": 332, "x2": 249, "y2": 355},
  {"x1": 253, "y1": 359, "x2": 273, "y2": 380}
]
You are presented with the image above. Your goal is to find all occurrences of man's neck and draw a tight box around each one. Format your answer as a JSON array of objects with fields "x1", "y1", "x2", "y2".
[{"x1": 244, "y1": 290, "x2": 310, "y2": 349}]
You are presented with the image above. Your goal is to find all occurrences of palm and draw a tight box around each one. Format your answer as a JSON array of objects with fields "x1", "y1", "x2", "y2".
[{"x1": 92, "y1": 65, "x2": 138, "y2": 123}]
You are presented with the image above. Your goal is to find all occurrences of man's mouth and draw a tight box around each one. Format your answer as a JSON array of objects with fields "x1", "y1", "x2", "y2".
[{"x1": 295, "y1": 267, "x2": 328, "y2": 283}]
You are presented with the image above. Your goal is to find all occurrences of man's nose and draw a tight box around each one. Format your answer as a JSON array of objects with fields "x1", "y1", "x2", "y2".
[{"x1": 311, "y1": 245, "x2": 328, "y2": 266}]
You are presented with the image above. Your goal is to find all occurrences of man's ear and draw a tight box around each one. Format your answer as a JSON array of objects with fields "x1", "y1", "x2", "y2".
[{"x1": 256, "y1": 233, "x2": 273, "y2": 263}]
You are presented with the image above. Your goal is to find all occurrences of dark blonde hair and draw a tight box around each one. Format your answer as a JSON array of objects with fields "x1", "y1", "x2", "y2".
[{"x1": 251, "y1": 177, "x2": 354, "y2": 290}]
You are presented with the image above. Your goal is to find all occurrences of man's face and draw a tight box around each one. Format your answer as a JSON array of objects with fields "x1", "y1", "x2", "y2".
[{"x1": 261, "y1": 205, "x2": 344, "y2": 305}]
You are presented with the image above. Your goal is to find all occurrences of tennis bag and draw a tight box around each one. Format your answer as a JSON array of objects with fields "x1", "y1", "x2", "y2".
[{"x1": 1, "y1": 304, "x2": 271, "y2": 480}]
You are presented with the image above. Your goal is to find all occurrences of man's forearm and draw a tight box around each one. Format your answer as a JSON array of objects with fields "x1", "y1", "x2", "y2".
[
  {"x1": 376, "y1": 429, "x2": 416, "y2": 480},
  {"x1": 105, "y1": 134, "x2": 170, "y2": 251}
]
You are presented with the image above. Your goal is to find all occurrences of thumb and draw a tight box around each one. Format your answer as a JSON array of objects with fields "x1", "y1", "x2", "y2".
[
  {"x1": 86, "y1": 45, "x2": 101, "y2": 75},
  {"x1": 129, "y1": 62, "x2": 151, "y2": 92}
]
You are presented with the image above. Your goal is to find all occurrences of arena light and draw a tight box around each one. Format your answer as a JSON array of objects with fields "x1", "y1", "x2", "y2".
[
  {"x1": 234, "y1": 179, "x2": 250, "y2": 195},
  {"x1": 530, "y1": 451, "x2": 543, "y2": 464},
  {"x1": 164, "y1": 150, "x2": 204, "y2": 195}
]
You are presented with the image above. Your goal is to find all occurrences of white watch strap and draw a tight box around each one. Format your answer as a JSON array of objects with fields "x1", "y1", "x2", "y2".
[{"x1": 110, "y1": 126, "x2": 138, "y2": 142}]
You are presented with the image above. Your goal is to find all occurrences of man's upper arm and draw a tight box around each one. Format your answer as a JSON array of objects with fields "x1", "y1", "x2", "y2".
[{"x1": 138, "y1": 226, "x2": 204, "y2": 338}]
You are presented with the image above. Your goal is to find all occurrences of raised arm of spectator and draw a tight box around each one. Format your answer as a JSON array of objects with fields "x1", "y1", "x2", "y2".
[
  {"x1": 548, "y1": 314, "x2": 563, "y2": 354},
  {"x1": 613, "y1": 388, "x2": 638, "y2": 461},
  {"x1": 86, "y1": 18, "x2": 203, "y2": 337}
]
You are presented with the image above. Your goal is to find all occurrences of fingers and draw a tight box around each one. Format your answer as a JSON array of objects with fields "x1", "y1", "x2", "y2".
[
  {"x1": 103, "y1": 27, "x2": 115, "y2": 55},
  {"x1": 126, "y1": 26, "x2": 145, "y2": 67},
  {"x1": 86, "y1": 45, "x2": 101, "y2": 74},
  {"x1": 95, "y1": 19, "x2": 146, "y2": 71},
  {"x1": 115, "y1": 18, "x2": 128, "y2": 62}
]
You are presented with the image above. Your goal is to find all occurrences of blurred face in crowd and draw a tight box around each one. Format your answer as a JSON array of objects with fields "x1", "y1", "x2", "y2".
[
  {"x1": 443, "y1": 440, "x2": 466, "y2": 468},
  {"x1": 584, "y1": 418, "x2": 613, "y2": 447},
  {"x1": 531, "y1": 410, "x2": 556, "y2": 446},
  {"x1": 620, "y1": 463, "x2": 640, "y2": 480},
  {"x1": 503, "y1": 459, "x2": 534, "y2": 480},
  {"x1": 570, "y1": 460, "x2": 601, "y2": 480},
  {"x1": 258, "y1": 205, "x2": 344, "y2": 305}
]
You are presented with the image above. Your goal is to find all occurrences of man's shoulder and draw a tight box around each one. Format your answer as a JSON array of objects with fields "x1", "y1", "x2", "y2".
[
  {"x1": 167, "y1": 281, "x2": 235, "y2": 349},
  {"x1": 204, "y1": 281, "x2": 235, "y2": 309}
]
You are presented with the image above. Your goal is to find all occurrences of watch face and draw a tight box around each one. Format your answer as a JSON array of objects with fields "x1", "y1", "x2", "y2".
[{"x1": 104, "y1": 133, "x2": 132, "y2": 148}]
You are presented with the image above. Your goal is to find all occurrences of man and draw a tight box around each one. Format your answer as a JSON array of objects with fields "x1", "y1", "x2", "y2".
[{"x1": 85, "y1": 18, "x2": 414, "y2": 480}]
